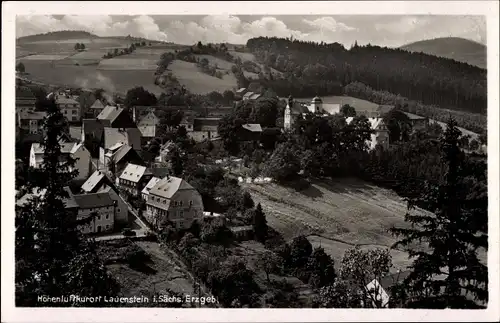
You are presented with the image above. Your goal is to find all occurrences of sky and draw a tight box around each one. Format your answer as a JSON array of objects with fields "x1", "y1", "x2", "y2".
[{"x1": 16, "y1": 15, "x2": 486, "y2": 47}]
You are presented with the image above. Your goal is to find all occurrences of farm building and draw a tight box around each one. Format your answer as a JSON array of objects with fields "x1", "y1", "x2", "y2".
[
  {"x1": 230, "y1": 225, "x2": 254, "y2": 241},
  {"x1": 184, "y1": 117, "x2": 221, "y2": 142},
  {"x1": 97, "y1": 105, "x2": 136, "y2": 128},
  {"x1": 346, "y1": 117, "x2": 390, "y2": 150},
  {"x1": 236, "y1": 123, "x2": 263, "y2": 142},
  {"x1": 403, "y1": 112, "x2": 429, "y2": 131}
]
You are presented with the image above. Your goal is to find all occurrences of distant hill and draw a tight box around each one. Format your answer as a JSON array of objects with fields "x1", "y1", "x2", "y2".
[
  {"x1": 17, "y1": 30, "x2": 99, "y2": 42},
  {"x1": 400, "y1": 37, "x2": 486, "y2": 69}
]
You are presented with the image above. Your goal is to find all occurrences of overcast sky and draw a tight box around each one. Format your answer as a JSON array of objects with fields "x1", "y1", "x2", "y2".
[{"x1": 16, "y1": 15, "x2": 486, "y2": 47}]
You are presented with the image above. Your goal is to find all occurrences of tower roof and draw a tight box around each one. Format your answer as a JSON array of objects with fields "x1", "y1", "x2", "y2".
[{"x1": 312, "y1": 96, "x2": 323, "y2": 103}]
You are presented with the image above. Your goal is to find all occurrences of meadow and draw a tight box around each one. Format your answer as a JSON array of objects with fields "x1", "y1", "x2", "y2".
[{"x1": 168, "y1": 60, "x2": 238, "y2": 94}]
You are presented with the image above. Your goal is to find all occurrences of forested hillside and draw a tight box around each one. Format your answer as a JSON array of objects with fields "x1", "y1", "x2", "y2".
[{"x1": 246, "y1": 37, "x2": 487, "y2": 117}]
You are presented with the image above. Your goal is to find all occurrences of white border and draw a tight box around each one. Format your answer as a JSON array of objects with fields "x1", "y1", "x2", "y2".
[{"x1": 2, "y1": 1, "x2": 499, "y2": 322}]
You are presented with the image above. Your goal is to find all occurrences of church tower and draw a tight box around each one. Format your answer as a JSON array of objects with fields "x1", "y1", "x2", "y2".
[{"x1": 284, "y1": 95, "x2": 293, "y2": 130}]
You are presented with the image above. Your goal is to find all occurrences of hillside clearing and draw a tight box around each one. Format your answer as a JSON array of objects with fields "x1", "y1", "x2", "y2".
[
  {"x1": 168, "y1": 60, "x2": 237, "y2": 94},
  {"x1": 98, "y1": 57, "x2": 158, "y2": 70},
  {"x1": 194, "y1": 54, "x2": 235, "y2": 70}
]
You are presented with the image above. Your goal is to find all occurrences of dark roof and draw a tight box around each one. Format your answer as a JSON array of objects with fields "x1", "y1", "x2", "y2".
[
  {"x1": 63, "y1": 186, "x2": 79, "y2": 209},
  {"x1": 378, "y1": 271, "x2": 412, "y2": 291},
  {"x1": 377, "y1": 105, "x2": 395, "y2": 114},
  {"x1": 288, "y1": 102, "x2": 309, "y2": 115},
  {"x1": 73, "y1": 192, "x2": 114, "y2": 209},
  {"x1": 403, "y1": 112, "x2": 427, "y2": 120},
  {"x1": 82, "y1": 119, "x2": 105, "y2": 140},
  {"x1": 150, "y1": 167, "x2": 171, "y2": 178},
  {"x1": 242, "y1": 124, "x2": 262, "y2": 132},
  {"x1": 193, "y1": 118, "x2": 220, "y2": 131},
  {"x1": 113, "y1": 145, "x2": 134, "y2": 164},
  {"x1": 90, "y1": 99, "x2": 105, "y2": 110}
]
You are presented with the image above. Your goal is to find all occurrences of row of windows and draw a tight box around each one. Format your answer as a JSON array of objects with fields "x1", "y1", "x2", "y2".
[
  {"x1": 149, "y1": 196, "x2": 193, "y2": 207},
  {"x1": 63, "y1": 110, "x2": 78, "y2": 115},
  {"x1": 146, "y1": 206, "x2": 197, "y2": 219},
  {"x1": 121, "y1": 179, "x2": 136, "y2": 186}
]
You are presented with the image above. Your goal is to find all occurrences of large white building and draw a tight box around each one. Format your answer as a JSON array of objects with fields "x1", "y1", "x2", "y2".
[{"x1": 145, "y1": 176, "x2": 204, "y2": 230}]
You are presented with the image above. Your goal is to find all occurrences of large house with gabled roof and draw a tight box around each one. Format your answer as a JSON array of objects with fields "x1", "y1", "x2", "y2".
[{"x1": 118, "y1": 163, "x2": 153, "y2": 196}]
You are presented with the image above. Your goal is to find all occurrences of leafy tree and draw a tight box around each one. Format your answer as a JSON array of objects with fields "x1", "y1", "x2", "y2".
[
  {"x1": 314, "y1": 280, "x2": 363, "y2": 308},
  {"x1": 338, "y1": 247, "x2": 392, "y2": 308},
  {"x1": 391, "y1": 118, "x2": 488, "y2": 308},
  {"x1": 207, "y1": 258, "x2": 260, "y2": 307},
  {"x1": 241, "y1": 191, "x2": 255, "y2": 210},
  {"x1": 340, "y1": 104, "x2": 356, "y2": 117},
  {"x1": 256, "y1": 251, "x2": 283, "y2": 283},
  {"x1": 15, "y1": 99, "x2": 119, "y2": 306},
  {"x1": 124, "y1": 86, "x2": 158, "y2": 109},
  {"x1": 74, "y1": 43, "x2": 80, "y2": 51},
  {"x1": 306, "y1": 247, "x2": 336, "y2": 288},
  {"x1": 252, "y1": 203, "x2": 268, "y2": 242},
  {"x1": 469, "y1": 138, "x2": 480, "y2": 151},
  {"x1": 263, "y1": 142, "x2": 300, "y2": 183},
  {"x1": 16, "y1": 62, "x2": 25, "y2": 73}
]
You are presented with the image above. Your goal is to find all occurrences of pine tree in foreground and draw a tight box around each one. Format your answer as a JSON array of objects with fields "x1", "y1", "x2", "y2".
[
  {"x1": 390, "y1": 117, "x2": 488, "y2": 308},
  {"x1": 15, "y1": 99, "x2": 119, "y2": 307}
]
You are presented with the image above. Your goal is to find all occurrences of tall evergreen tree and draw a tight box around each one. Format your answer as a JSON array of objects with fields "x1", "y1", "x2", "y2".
[
  {"x1": 252, "y1": 203, "x2": 268, "y2": 242},
  {"x1": 390, "y1": 117, "x2": 488, "y2": 308},
  {"x1": 15, "y1": 99, "x2": 119, "y2": 306}
]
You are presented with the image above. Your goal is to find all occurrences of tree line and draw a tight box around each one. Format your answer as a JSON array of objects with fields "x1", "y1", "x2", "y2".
[{"x1": 245, "y1": 37, "x2": 486, "y2": 117}]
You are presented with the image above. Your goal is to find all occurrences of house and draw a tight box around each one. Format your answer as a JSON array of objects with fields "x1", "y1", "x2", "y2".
[
  {"x1": 68, "y1": 126, "x2": 82, "y2": 142},
  {"x1": 81, "y1": 119, "x2": 105, "y2": 157},
  {"x1": 234, "y1": 88, "x2": 248, "y2": 101},
  {"x1": 55, "y1": 94, "x2": 81, "y2": 122},
  {"x1": 99, "y1": 127, "x2": 142, "y2": 169},
  {"x1": 141, "y1": 176, "x2": 161, "y2": 201},
  {"x1": 236, "y1": 123, "x2": 263, "y2": 142},
  {"x1": 18, "y1": 110, "x2": 47, "y2": 135},
  {"x1": 29, "y1": 142, "x2": 92, "y2": 180},
  {"x1": 365, "y1": 270, "x2": 411, "y2": 308},
  {"x1": 403, "y1": 112, "x2": 429, "y2": 131},
  {"x1": 185, "y1": 118, "x2": 221, "y2": 142},
  {"x1": 137, "y1": 110, "x2": 160, "y2": 144},
  {"x1": 81, "y1": 170, "x2": 128, "y2": 224},
  {"x1": 118, "y1": 163, "x2": 153, "y2": 196},
  {"x1": 16, "y1": 186, "x2": 79, "y2": 212},
  {"x1": 346, "y1": 117, "x2": 390, "y2": 150},
  {"x1": 100, "y1": 142, "x2": 144, "y2": 175},
  {"x1": 145, "y1": 176, "x2": 204, "y2": 230},
  {"x1": 73, "y1": 192, "x2": 117, "y2": 234},
  {"x1": 242, "y1": 91, "x2": 262, "y2": 101},
  {"x1": 284, "y1": 96, "x2": 341, "y2": 130},
  {"x1": 97, "y1": 105, "x2": 136, "y2": 128},
  {"x1": 16, "y1": 86, "x2": 36, "y2": 114},
  {"x1": 89, "y1": 99, "x2": 106, "y2": 118}
]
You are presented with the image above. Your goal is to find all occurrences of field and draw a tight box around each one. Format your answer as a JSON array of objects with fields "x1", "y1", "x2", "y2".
[
  {"x1": 243, "y1": 178, "x2": 416, "y2": 272},
  {"x1": 19, "y1": 53, "x2": 74, "y2": 61},
  {"x1": 168, "y1": 60, "x2": 238, "y2": 94},
  {"x1": 98, "y1": 57, "x2": 158, "y2": 70},
  {"x1": 229, "y1": 50, "x2": 283, "y2": 77},
  {"x1": 194, "y1": 54, "x2": 235, "y2": 70},
  {"x1": 16, "y1": 59, "x2": 162, "y2": 95}
]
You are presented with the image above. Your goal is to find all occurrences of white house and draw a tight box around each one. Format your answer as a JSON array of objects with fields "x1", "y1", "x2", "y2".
[
  {"x1": 365, "y1": 270, "x2": 411, "y2": 308},
  {"x1": 141, "y1": 176, "x2": 161, "y2": 201},
  {"x1": 81, "y1": 170, "x2": 128, "y2": 225},
  {"x1": 284, "y1": 96, "x2": 340, "y2": 130},
  {"x1": 346, "y1": 117, "x2": 390, "y2": 150},
  {"x1": 118, "y1": 163, "x2": 153, "y2": 196},
  {"x1": 29, "y1": 142, "x2": 92, "y2": 180},
  {"x1": 145, "y1": 176, "x2": 204, "y2": 230},
  {"x1": 73, "y1": 192, "x2": 116, "y2": 234}
]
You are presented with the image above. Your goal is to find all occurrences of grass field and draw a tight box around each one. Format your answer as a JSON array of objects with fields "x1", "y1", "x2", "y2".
[
  {"x1": 242, "y1": 178, "x2": 416, "y2": 271},
  {"x1": 194, "y1": 54, "x2": 235, "y2": 70},
  {"x1": 19, "y1": 53, "x2": 74, "y2": 61},
  {"x1": 15, "y1": 59, "x2": 162, "y2": 95},
  {"x1": 98, "y1": 57, "x2": 158, "y2": 70},
  {"x1": 168, "y1": 59, "x2": 237, "y2": 94}
]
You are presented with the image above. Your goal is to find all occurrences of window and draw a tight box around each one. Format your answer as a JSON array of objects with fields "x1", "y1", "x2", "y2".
[
  {"x1": 106, "y1": 225, "x2": 110, "y2": 230},
  {"x1": 166, "y1": 211, "x2": 169, "y2": 218},
  {"x1": 163, "y1": 199, "x2": 166, "y2": 204},
  {"x1": 72, "y1": 110, "x2": 77, "y2": 115},
  {"x1": 179, "y1": 201, "x2": 183, "y2": 207},
  {"x1": 89, "y1": 208, "x2": 93, "y2": 212},
  {"x1": 64, "y1": 110, "x2": 68, "y2": 114},
  {"x1": 117, "y1": 208, "x2": 120, "y2": 213},
  {"x1": 179, "y1": 210, "x2": 184, "y2": 217},
  {"x1": 72, "y1": 117, "x2": 77, "y2": 121},
  {"x1": 97, "y1": 215, "x2": 101, "y2": 220},
  {"x1": 189, "y1": 200, "x2": 193, "y2": 207},
  {"x1": 105, "y1": 214, "x2": 109, "y2": 220}
]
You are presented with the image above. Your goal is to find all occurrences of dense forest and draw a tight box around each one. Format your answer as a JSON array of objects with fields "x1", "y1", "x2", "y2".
[{"x1": 245, "y1": 37, "x2": 486, "y2": 121}]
